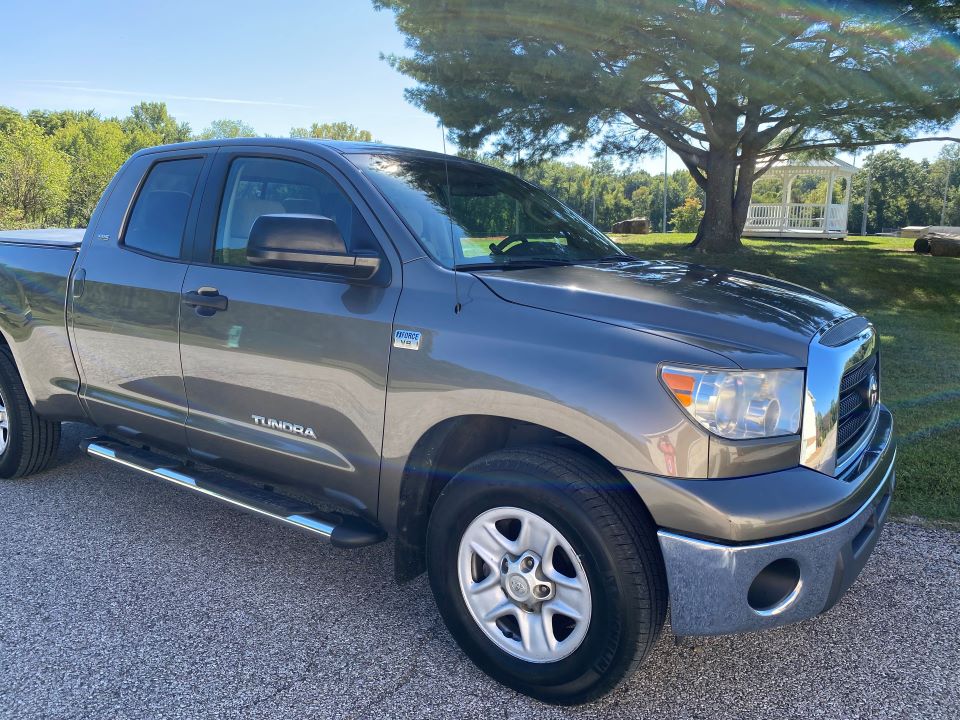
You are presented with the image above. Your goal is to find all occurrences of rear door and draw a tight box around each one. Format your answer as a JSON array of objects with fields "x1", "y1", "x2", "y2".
[
  {"x1": 70, "y1": 149, "x2": 211, "y2": 451},
  {"x1": 178, "y1": 146, "x2": 401, "y2": 513}
]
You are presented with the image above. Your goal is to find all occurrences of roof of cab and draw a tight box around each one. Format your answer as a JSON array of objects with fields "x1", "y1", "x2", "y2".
[{"x1": 129, "y1": 137, "x2": 455, "y2": 160}]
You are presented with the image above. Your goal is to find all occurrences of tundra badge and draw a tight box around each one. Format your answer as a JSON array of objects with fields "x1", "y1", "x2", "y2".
[{"x1": 251, "y1": 415, "x2": 318, "y2": 440}]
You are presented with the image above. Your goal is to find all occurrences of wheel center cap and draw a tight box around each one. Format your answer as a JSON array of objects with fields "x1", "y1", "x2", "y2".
[
  {"x1": 500, "y1": 551, "x2": 555, "y2": 605},
  {"x1": 506, "y1": 574, "x2": 530, "y2": 601}
]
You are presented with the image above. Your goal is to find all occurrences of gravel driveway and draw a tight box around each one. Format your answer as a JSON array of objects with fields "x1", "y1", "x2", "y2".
[{"x1": 1, "y1": 424, "x2": 957, "y2": 719}]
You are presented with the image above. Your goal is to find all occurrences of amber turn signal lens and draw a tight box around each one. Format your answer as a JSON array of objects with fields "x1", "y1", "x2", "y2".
[{"x1": 662, "y1": 371, "x2": 695, "y2": 407}]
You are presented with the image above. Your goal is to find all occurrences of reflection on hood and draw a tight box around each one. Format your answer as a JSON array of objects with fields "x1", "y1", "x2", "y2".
[{"x1": 473, "y1": 259, "x2": 854, "y2": 368}]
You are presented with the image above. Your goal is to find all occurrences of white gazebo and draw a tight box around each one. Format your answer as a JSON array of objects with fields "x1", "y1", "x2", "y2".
[{"x1": 743, "y1": 158, "x2": 857, "y2": 239}]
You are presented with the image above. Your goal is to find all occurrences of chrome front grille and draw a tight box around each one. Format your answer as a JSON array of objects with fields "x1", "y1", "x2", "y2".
[
  {"x1": 801, "y1": 316, "x2": 878, "y2": 476},
  {"x1": 836, "y1": 353, "x2": 880, "y2": 469}
]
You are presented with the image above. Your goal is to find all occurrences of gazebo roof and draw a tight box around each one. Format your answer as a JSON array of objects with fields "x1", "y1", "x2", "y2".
[{"x1": 764, "y1": 157, "x2": 858, "y2": 177}]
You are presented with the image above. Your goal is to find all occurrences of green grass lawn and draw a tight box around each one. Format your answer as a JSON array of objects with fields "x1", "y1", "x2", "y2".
[{"x1": 607, "y1": 233, "x2": 960, "y2": 524}]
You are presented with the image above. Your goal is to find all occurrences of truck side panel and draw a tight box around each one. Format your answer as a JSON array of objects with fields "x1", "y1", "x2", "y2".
[{"x1": 0, "y1": 244, "x2": 86, "y2": 421}]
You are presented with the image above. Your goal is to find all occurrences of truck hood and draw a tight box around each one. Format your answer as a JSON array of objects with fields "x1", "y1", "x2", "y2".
[{"x1": 473, "y1": 259, "x2": 854, "y2": 368}]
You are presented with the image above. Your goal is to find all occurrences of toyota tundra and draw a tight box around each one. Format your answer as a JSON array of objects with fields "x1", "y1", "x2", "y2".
[{"x1": 0, "y1": 138, "x2": 895, "y2": 703}]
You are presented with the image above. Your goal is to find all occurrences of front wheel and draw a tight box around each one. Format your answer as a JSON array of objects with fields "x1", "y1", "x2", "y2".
[{"x1": 427, "y1": 447, "x2": 667, "y2": 704}]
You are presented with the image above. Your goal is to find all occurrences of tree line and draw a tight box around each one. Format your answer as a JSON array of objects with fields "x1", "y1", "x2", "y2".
[
  {"x1": 0, "y1": 100, "x2": 957, "y2": 235},
  {"x1": 0, "y1": 102, "x2": 373, "y2": 229}
]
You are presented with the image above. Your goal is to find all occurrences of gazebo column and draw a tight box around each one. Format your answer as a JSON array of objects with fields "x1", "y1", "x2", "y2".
[
  {"x1": 824, "y1": 170, "x2": 835, "y2": 235},
  {"x1": 780, "y1": 173, "x2": 793, "y2": 234},
  {"x1": 842, "y1": 174, "x2": 852, "y2": 232}
]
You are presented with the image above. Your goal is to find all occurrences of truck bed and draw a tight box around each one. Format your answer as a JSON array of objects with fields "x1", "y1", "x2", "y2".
[
  {"x1": 0, "y1": 229, "x2": 84, "y2": 420},
  {"x1": 0, "y1": 228, "x2": 85, "y2": 249}
]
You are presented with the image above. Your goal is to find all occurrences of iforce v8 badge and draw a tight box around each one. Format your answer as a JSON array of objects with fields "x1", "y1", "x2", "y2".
[{"x1": 393, "y1": 329, "x2": 422, "y2": 350}]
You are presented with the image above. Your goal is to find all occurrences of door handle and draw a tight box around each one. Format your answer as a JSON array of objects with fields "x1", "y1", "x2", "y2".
[
  {"x1": 71, "y1": 268, "x2": 86, "y2": 299},
  {"x1": 182, "y1": 287, "x2": 228, "y2": 313}
]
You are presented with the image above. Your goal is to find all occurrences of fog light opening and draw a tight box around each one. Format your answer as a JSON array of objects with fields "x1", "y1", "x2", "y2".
[{"x1": 748, "y1": 558, "x2": 802, "y2": 615}]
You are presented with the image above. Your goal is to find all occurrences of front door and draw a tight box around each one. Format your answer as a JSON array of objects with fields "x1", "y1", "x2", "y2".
[{"x1": 178, "y1": 148, "x2": 400, "y2": 514}]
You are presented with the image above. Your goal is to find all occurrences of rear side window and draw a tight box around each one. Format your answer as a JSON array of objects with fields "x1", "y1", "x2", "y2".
[{"x1": 124, "y1": 158, "x2": 204, "y2": 258}]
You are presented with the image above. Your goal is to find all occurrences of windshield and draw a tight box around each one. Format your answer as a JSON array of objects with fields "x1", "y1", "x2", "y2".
[{"x1": 349, "y1": 153, "x2": 626, "y2": 269}]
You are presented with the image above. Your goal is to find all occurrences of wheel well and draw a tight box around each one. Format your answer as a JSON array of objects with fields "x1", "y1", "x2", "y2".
[{"x1": 393, "y1": 414, "x2": 632, "y2": 583}]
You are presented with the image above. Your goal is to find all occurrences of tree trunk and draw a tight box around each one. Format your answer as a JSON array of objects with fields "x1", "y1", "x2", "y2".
[
  {"x1": 689, "y1": 150, "x2": 747, "y2": 252},
  {"x1": 928, "y1": 236, "x2": 960, "y2": 257}
]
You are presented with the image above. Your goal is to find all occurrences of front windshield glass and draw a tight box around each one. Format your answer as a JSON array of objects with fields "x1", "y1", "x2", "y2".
[{"x1": 349, "y1": 153, "x2": 626, "y2": 269}]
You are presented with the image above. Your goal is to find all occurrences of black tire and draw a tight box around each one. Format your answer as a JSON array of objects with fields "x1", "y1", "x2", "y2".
[
  {"x1": 0, "y1": 346, "x2": 61, "y2": 479},
  {"x1": 426, "y1": 446, "x2": 667, "y2": 704}
]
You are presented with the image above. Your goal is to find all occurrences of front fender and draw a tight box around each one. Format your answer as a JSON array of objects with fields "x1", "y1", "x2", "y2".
[{"x1": 378, "y1": 261, "x2": 734, "y2": 531}]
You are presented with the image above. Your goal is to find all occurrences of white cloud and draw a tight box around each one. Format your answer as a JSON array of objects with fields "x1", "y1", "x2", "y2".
[{"x1": 19, "y1": 80, "x2": 314, "y2": 110}]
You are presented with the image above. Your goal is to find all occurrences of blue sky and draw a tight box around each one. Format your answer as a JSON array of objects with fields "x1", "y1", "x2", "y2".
[{"x1": 2, "y1": 0, "x2": 956, "y2": 175}]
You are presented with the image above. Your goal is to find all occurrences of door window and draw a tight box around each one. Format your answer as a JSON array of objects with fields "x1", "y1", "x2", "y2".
[
  {"x1": 214, "y1": 157, "x2": 377, "y2": 267},
  {"x1": 124, "y1": 158, "x2": 204, "y2": 258}
]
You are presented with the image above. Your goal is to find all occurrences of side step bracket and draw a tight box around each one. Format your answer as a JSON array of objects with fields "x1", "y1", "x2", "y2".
[{"x1": 81, "y1": 437, "x2": 386, "y2": 549}]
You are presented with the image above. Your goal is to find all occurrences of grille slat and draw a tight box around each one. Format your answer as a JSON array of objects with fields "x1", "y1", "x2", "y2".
[
  {"x1": 838, "y1": 410, "x2": 871, "y2": 446},
  {"x1": 840, "y1": 354, "x2": 877, "y2": 393},
  {"x1": 838, "y1": 392, "x2": 866, "y2": 421}
]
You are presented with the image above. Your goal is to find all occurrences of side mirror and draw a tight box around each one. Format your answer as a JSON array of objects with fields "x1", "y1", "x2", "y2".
[{"x1": 246, "y1": 214, "x2": 381, "y2": 280}]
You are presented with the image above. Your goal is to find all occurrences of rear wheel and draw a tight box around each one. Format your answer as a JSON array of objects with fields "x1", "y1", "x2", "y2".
[
  {"x1": 0, "y1": 347, "x2": 61, "y2": 479},
  {"x1": 427, "y1": 446, "x2": 666, "y2": 704}
]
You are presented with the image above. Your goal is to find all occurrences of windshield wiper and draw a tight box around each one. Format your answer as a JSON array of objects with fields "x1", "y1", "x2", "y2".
[{"x1": 454, "y1": 258, "x2": 575, "y2": 271}]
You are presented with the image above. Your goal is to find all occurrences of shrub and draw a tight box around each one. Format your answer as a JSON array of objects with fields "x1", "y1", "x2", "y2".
[{"x1": 670, "y1": 197, "x2": 704, "y2": 233}]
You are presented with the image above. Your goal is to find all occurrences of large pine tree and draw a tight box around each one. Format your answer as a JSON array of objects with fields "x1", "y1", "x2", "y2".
[{"x1": 376, "y1": 0, "x2": 960, "y2": 251}]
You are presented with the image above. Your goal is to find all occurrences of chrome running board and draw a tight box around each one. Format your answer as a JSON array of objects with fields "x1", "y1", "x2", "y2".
[{"x1": 82, "y1": 437, "x2": 386, "y2": 548}]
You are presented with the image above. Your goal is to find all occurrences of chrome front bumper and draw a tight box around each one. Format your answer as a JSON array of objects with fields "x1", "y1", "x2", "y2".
[{"x1": 658, "y1": 444, "x2": 896, "y2": 636}]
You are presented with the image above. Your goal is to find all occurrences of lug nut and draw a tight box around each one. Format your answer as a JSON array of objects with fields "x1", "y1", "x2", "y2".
[
  {"x1": 522, "y1": 557, "x2": 534, "y2": 572},
  {"x1": 501, "y1": 559, "x2": 508, "y2": 574},
  {"x1": 534, "y1": 585, "x2": 550, "y2": 598}
]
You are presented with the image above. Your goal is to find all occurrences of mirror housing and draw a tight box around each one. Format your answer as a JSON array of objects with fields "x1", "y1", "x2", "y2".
[{"x1": 246, "y1": 214, "x2": 381, "y2": 280}]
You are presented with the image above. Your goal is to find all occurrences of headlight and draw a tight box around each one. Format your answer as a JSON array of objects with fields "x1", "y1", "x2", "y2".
[{"x1": 659, "y1": 366, "x2": 804, "y2": 440}]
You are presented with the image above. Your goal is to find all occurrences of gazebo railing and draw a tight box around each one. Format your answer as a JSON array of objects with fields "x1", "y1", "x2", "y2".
[
  {"x1": 745, "y1": 203, "x2": 848, "y2": 233},
  {"x1": 826, "y1": 204, "x2": 848, "y2": 233},
  {"x1": 745, "y1": 204, "x2": 789, "y2": 228}
]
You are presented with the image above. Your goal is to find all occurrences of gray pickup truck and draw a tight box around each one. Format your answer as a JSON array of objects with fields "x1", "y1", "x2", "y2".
[{"x1": 0, "y1": 139, "x2": 894, "y2": 704}]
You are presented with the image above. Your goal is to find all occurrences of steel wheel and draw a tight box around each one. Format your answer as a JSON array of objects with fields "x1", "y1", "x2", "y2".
[{"x1": 457, "y1": 506, "x2": 592, "y2": 663}]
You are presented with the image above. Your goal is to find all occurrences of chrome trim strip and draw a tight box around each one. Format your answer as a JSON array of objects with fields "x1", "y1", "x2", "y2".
[
  {"x1": 86, "y1": 442, "x2": 334, "y2": 540},
  {"x1": 801, "y1": 319, "x2": 877, "y2": 475},
  {"x1": 286, "y1": 514, "x2": 337, "y2": 535}
]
